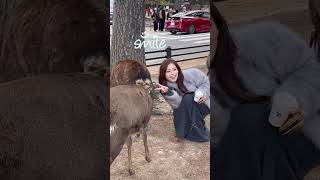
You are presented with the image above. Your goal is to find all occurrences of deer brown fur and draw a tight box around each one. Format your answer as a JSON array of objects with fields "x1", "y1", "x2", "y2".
[
  {"x1": 0, "y1": 73, "x2": 107, "y2": 179},
  {"x1": 110, "y1": 59, "x2": 151, "y2": 87},
  {"x1": 0, "y1": 0, "x2": 107, "y2": 82},
  {"x1": 110, "y1": 60, "x2": 153, "y2": 175},
  {"x1": 110, "y1": 81, "x2": 153, "y2": 175}
]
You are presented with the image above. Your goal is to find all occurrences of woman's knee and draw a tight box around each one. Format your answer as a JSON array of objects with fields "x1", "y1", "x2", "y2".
[
  {"x1": 229, "y1": 103, "x2": 271, "y2": 135},
  {"x1": 183, "y1": 93, "x2": 195, "y2": 102}
]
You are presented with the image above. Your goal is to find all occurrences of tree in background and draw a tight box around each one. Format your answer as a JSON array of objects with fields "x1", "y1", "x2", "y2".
[
  {"x1": 173, "y1": 0, "x2": 185, "y2": 11},
  {"x1": 159, "y1": 0, "x2": 171, "y2": 5},
  {"x1": 111, "y1": 0, "x2": 145, "y2": 65}
]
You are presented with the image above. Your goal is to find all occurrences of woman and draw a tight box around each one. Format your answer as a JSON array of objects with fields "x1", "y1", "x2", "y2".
[
  {"x1": 151, "y1": 8, "x2": 159, "y2": 32},
  {"x1": 156, "y1": 58, "x2": 210, "y2": 143},
  {"x1": 158, "y1": 7, "x2": 166, "y2": 31},
  {"x1": 210, "y1": 2, "x2": 320, "y2": 180}
]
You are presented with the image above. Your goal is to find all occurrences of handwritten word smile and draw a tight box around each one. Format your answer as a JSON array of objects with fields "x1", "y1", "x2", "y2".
[{"x1": 134, "y1": 32, "x2": 167, "y2": 49}]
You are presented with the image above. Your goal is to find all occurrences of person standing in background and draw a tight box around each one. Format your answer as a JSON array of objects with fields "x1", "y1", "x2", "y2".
[
  {"x1": 159, "y1": 7, "x2": 166, "y2": 31},
  {"x1": 151, "y1": 8, "x2": 159, "y2": 32}
]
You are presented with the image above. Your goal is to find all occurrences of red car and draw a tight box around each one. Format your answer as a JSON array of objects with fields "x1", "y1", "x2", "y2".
[{"x1": 165, "y1": 10, "x2": 211, "y2": 34}]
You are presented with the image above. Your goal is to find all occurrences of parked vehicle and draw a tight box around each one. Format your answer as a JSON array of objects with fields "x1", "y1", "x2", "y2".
[{"x1": 165, "y1": 10, "x2": 211, "y2": 34}]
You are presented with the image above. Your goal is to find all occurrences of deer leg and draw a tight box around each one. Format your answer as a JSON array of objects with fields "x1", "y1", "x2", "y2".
[
  {"x1": 143, "y1": 126, "x2": 151, "y2": 162},
  {"x1": 127, "y1": 135, "x2": 135, "y2": 175}
]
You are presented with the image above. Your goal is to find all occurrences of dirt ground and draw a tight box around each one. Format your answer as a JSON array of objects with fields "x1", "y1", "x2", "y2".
[{"x1": 110, "y1": 0, "x2": 320, "y2": 179}]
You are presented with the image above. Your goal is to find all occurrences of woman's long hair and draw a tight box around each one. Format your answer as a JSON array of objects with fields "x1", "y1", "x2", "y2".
[
  {"x1": 210, "y1": 3, "x2": 269, "y2": 102},
  {"x1": 158, "y1": 58, "x2": 189, "y2": 94},
  {"x1": 309, "y1": 0, "x2": 320, "y2": 61}
]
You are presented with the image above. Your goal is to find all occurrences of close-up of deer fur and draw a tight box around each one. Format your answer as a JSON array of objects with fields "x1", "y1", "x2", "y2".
[
  {"x1": 0, "y1": 0, "x2": 107, "y2": 83},
  {"x1": 0, "y1": 73, "x2": 107, "y2": 179}
]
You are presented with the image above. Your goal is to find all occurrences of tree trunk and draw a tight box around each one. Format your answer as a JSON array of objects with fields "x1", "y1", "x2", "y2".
[
  {"x1": 174, "y1": 0, "x2": 184, "y2": 12},
  {"x1": 111, "y1": 0, "x2": 145, "y2": 65}
]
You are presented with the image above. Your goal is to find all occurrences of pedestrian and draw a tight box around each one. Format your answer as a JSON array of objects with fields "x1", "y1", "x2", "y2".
[
  {"x1": 156, "y1": 58, "x2": 210, "y2": 143},
  {"x1": 167, "y1": 8, "x2": 174, "y2": 20},
  {"x1": 210, "y1": 2, "x2": 320, "y2": 180},
  {"x1": 147, "y1": 7, "x2": 151, "y2": 17},
  {"x1": 159, "y1": 8, "x2": 166, "y2": 31},
  {"x1": 151, "y1": 9, "x2": 159, "y2": 32}
]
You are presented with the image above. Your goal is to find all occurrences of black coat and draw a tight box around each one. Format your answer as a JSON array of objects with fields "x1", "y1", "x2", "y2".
[{"x1": 161, "y1": 10, "x2": 166, "y2": 20}]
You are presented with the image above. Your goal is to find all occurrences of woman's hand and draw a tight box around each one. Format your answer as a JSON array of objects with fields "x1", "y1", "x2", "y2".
[
  {"x1": 269, "y1": 92, "x2": 300, "y2": 128},
  {"x1": 155, "y1": 83, "x2": 169, "y2": 94},
  {"x1": 279, "y1": 109, "x2": 304, "y2": 135},
  {"x1": 268, "y1": 92, "x2": 303, "y2": 135},
  {"x1": 197, "y1": 96, "x2": 207, "y2": 104}
]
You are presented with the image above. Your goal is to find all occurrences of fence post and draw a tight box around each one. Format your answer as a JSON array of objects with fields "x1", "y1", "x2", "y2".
[{"x1": 166, "y1": 46, "x2": 172, "y2": 58}]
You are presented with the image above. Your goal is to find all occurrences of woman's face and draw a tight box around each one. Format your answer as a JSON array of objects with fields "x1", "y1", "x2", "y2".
[{"x1": 165, "y1": 63, "x2": 178, "y2": 83}]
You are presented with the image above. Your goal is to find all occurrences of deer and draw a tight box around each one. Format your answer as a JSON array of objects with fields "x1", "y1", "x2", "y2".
[
  {"x1": 109, "y1": 59, "x2": 155, "y2": 175},
  {"x1": 110, "y1": 79, "x2": 153, "y2": 175}
]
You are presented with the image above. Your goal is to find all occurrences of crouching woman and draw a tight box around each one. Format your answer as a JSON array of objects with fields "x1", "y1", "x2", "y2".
[{"x1": 156, "y1": 58, "x2": 210, "y2": 143}]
